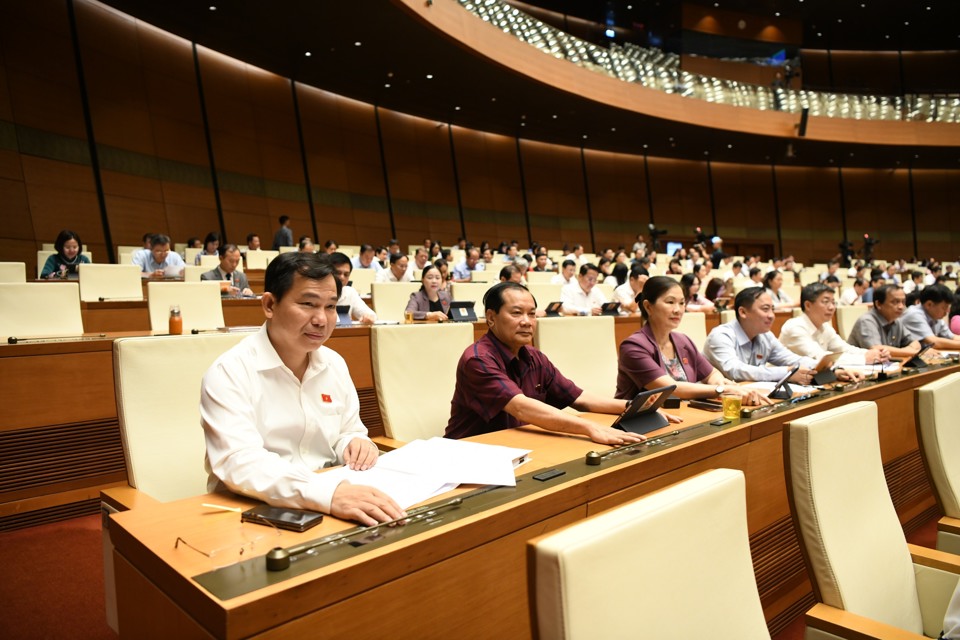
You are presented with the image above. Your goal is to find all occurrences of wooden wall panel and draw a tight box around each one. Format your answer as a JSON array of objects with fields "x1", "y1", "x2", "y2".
[
  {"x1": 379, "y1": 109, "x2": 461, "y2": 248},
  {"x1": 829, "y1": 51, "x2": 901, "y2": 96},
  {"x1": 775, "y1": 165, "x2": 842, "y2": 262},
  {"x1": 913, "y1": 169, "x2": 960, "y2": 260},
  {"x1": 901, "y1": 51, "x2": 960, "y2": 94},
  {"x1": 582, "y1": 149, "x2": 648, "y2": 252},
  {"x1": 521, "y1": 139, "x2": 589, "y2": 251},
  {"x1": 452, "y1": 127, "x2": 527, "y2": 247},
  {"x1": 710, "y1": 162, "x2": 778, "y2": 257},
  {"x1": 645, "y1": 156, "x2": 712, "y2": 248},
  {"x1": 842, "y1": 168, "x2": 913, "y2": 261}
]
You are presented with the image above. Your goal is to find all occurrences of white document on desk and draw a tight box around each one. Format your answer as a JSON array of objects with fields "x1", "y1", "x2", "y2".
[
  {"x1": 323, "y1": 465, "x2": 456, "y2": 510},
  {"x1": 375, "y1": 437, "x2": 531, "y2": 487},
  {"x1": 741, "y1": 381, "x2": 819, "y2": 394}
]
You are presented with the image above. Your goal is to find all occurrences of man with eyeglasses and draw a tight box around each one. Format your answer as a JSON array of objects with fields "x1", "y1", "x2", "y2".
[
  {"x1": 703, "y1": 286, "x2": 818, "y2": 384},
  {"x1": 847, "y1": 284, "x2": 924, "y2": 359}
]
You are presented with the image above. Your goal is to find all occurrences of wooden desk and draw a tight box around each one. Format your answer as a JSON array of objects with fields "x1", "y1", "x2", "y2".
[{"x1": 106, "y1": 365, "x2": 955, "y2": 638}]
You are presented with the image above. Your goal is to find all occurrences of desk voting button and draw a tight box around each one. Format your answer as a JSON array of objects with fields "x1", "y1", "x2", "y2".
[{"x1": 266, "y1": 547, "x2": 290, "y2": 572}]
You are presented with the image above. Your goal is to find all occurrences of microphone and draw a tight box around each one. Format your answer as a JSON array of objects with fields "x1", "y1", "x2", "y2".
[{"x1": 7, "y1": 333, "x2": 106, "y2": 344}]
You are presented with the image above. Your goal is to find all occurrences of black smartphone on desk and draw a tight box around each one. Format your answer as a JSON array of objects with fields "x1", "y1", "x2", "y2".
[{"x1": 241, "y1": 505, "x2": 325, "y2": 532}]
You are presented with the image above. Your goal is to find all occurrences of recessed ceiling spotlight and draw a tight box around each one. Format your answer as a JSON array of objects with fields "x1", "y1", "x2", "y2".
[
  {"x1": 775, "y1": 12, "x2": 780, "y2": 17},
  {"x1": 582, "y1": 134, "x2": 588, "y2": 139},
  {"x1": 491, "y1": 97, "x2": 496, "y2": 102},
  {"x1": 837, "y1": 18, "x2": 842, "y2": 23},
  {"x1": 304, "y1": 51, "x2": 312, "y2": 57},
  {"x1": 384, "y1": 83, "x2": 391, "y2": 88},
  {"x1": 209, "y1": 5, "x2": 216, "y2": 10},
  {"x1": 552, "y1": 114, "x2": 558, "y2": 119},
  {"x1": 454, "y1": 106, "x2": 461, "y2": 110},
  {"x1": 354, "y1": 41, "x2": 362, "y2": 47},
  {"x1": 610, "y1": 127, "x2": 616, "y2": 132},
  {"x1": 520, "y1": 122, "x2": 526, "y2": 127},
  {"x1": 727, "y1": 144, "x2": 733, "y2": 148},
  {"x1": 904, "y1": 21, "x2": 910, "y2": 25},
  {"x1": 426, "y1": 74, "x2": 433, "y2": 79}
]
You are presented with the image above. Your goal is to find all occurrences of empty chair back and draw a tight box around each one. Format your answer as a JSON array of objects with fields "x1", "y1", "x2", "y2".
[
  {"x1": 371, "y1": 323, "x2": 474, "y2": 441},
  {"x1": 784, "y1": 401, "x2": 924, "y2": 633},
  {"x1": 534, "y1": 316, "x2": 616, "y2": 397},
  {"x1": 245, "y1": 250, "x2": 279, "y2": 270},
  {"x1": 596, "y1": 282, "x2": 615, "y2": 301},
  {"x1": 370, "y1": 282, "x2": 422, "y2": 323},
  {"x1": 530, "y1": 469, "x2": 769, "y2": 640},
  {"x1": 184, "y1": 248, "x2": 202, "y2": 265},
  {"x1": 338, "y1": 245, "x2": 360, "y2": 259},
  {"x1": 524, "y1": 271, "x2": 554, "y2": 285},
  {"x1": 916, "y1": 372, "x2": 960, "y2": 552},
  {"x1": 677, "y1": 311, "x2": 707, "y2": 351},
  {"x1": 78, "y1": 264, "x2": 143, "y2": 302},
  {"x1": 182, "y1": 265, "x2": 206, "y2": 283},
  {"x1": 469, "y1": 269, "x2": 496, "y2": 283},
  {"x1": 450, "y1": 282, "x2": 497, "y2": 318},
  {"x1": 146, "y1": 281, "x2": 224, "y2": 333},
  {"x1": 525, "y1": 283, "x2": 562, "y2": 308},
  {"x1": 113, "y1": 332, "x2": 250, "y2": 501},
  {"x1": 0, "y1": 282, "x2": 83, "y2": 340},
  {"x1": 836, "y1": 304, "x2": 869, "y2": 340},
  {"x1": 0, "y1": 262, "x2": 26, "y2": 283},
  {"x1": 198, "y1": 254, "x2": 220, "y2": 269},
  {"x1": 348, "y1": 268, "x2": 376, "y2": 297}
]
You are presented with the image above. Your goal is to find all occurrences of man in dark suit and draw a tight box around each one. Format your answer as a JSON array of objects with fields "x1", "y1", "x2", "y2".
[{"x1": 200, "y1": 244, "x2": 253, "y2": 297}]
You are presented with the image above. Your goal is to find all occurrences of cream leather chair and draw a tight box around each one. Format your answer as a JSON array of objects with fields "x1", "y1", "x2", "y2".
[
  {"x1": 0, "y1": 262, "x2": 26, "y2": 282},
  {"x1": 917, "y1": 373, "x2": 960, "y2": 554},
  {"x1": 198, "y1": 254, "x2": 220, "y2": 269},
  {"x1": 678, "y1": 311, "x2": 708, "y2": 351},
  {"x1": 836, "y1": 304, "x2": 870, "y2": 341},
  {"x1": 245, "y1": 249, "x2": 279, "y2": 270},
  {"x1": 348, "y1": 267, "x2": 376, "y2": 297},
  {"x1": 370, "y1": 323, "x2": 474, "y2": 441},
  {"x1": 525, "y1": 282, "x2": 562, "y2": 308},
  {"x1": 182, "y1": 265, "x2": 206, "y2": 283},
  {"x1": 530, "y1": 469, "x2": 770, "y2": 640},
  {"x1": 534, "y1": 316, "x2": 616, "y2": 397},
  {"x1": 785, "y1": 401, "x2": 960, "y2": 639},
  {"x1": 36, "y1": 250, "x2": 92, "y2": 278},
  {"x1": 596, "y1": 282, "x2": 615, "y2": 301},
  {"x1": 278, "y1": 246, "x2": 298, "y2": 254},
  {"x1": 370, "y1": 282, "x2": 421, "y2": 322},
  {"x1": 469, "y1": 269, "x2": 496, "y2": 283},
  {"x1": 184, "y1": 247, "x2": 202, "y2": 264},
  {"x1": 146, "y1": 281, "x2": 224, "y2": 333},
  {"x1": 450, "y1": 281, "x2": 497, "y2": 318},
  {"x1": 338, "y1": 244, "x2": 360, "y2": 259},
  {"x1": 720, "y1": 308, "x2": 737, "y2": 325},
  {"x1": 78, "y1": 264, "x2": 143, "y2": 302},
  {"x1": 0, "y1": 282, "x2": 83, "y2": 340},
  {"x1": 524, "y1": 271, "x2": 555, "y2": 285}
]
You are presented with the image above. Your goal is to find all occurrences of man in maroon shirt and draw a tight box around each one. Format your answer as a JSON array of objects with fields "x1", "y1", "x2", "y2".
[{"x1": 445, "y1": 282, "x2": 680, "y2": 444}]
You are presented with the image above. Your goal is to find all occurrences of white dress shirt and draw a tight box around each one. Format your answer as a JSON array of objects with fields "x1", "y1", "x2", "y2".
[
  {"x1": 560, "y1": 282, "x2": 608, "y2": 315},
  {"x1": 551, "y1": 273, "x2": 574, "y2": 286},
  {"x1": 703, "y1": 320, "x2": 817, "y2": 381},
  {"x1": 338, "y1": 285, "x2": 376, "y2": 321},
  {"x1": 375, "y1": 268, "x2": 412, "y2": 283},
  {"x1": 614, "y1": 281, "x2": 638, "y2": 306},
  {"x1": 778, "y1": 313, "x2": 868, "y2": 365},
  {"x1": 838, "y1": 287, "x2": 862, "y2": 306},
  {"x1": 201, "y1": 325, "x2": 370, "y2": 513}
]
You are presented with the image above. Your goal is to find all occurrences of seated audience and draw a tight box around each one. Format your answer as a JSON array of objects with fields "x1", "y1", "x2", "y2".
[
  {"x1": 351, "y1": 244, "x2": 383, "y2": 271},
  {"x1": 616, "y1": 277, "x2": 769, "y2": 404},
  {"x1": 200, "y1": 244, "x2": 253, "y2": 297},
  {"x1": 445, "y1": 282, "x2": 680, "y2": 443},
  {"x1": 299, "y1": 237, "x2": 315, "y2": 253},
  {"x1": 434, "y1": 258, "x2": 450, "y2": 289},
  {"x1": 778, "y1": 283, "x2": 884, "y2": 368},
  {"x1": 323, "y1": 239, "x2": 338, "y2": 254},
  {"x1": 551, "y1": 259, "x2": 577, "y2": 286},
  {"x1": 901, "y1": 270, "x2": 924, "y2": 295},
  {"x1": 246, "y1": 233, "x2": 261, "y2": 253},
  {"x1": 194, "y1": 232, "x2": 220, "y2": 264},
  {"x1": 375, "y1": 253, "x2": 412, "y2": 283},
  {"x1": 41, "y1": 229, "x2": 90, "y2": 279},
  {"x1": 839, "y1": 277, "x2": 867, "y2": 305},
  {"x1": 703, "y1": 287, "x2": 818, "y2": 383},
  {"x1": 561, "y1": 263, "x2": 607, "y2": 316},
  {"x1": 847, "y1": 284, "x2": 923, "y2": 358},
  {"x1": 452, "y1": 248, "x2": 484, "y2": 282},
  {"x1": 329, "y1": 252, "x2": 376, "y2": 324},
  {"x1": 680, "y1": 273, "x2": 713, "y2": 312},
  {"x1": 900, "y1": 284, "x2": 960, "y2": 350},
  {"x1": 405, "y1": 263, "x2": 451, "y2": 322},
  {"x1": 764, "y1": 270, "x2": 796, "y2": 310},
  {"x1": 499, "y1": 264, "x2": 523, "y2": 283},
  {"x1": 132, "y1": 233, "x2": 184, "y2": 278},
  {"x1": 185, "y1": 236, "x2": 202, "y2": 249},
  {"x1": 613, "y1": 264, "x2": 647, "y2": 314},
  {"x1": 860, "y1": 271, "x2": 887, "y2": 303},
  {"x1": 513, "y1": 257, "x2": 530, "y2": 282}
]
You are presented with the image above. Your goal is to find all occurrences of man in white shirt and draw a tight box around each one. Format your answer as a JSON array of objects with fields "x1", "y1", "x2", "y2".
[
  {"x1": 200, "y1": 252, "x2": 403, "y2": 525},
  {"x1": 551, "y1": 259, "x2": 577, "y2": 286},
  {"x1": 901, "y1": 270, "x2": 924, "y2": 295},
  {"x1": 839, "y1": 278, "x2": 867, "y2": 306},
  {"x1": 614, "y1": 264, "x2": 648, "y2": 314},
  {"x1": 778, "y1": 283, "x2": 884, "y2": 368},
  {"x1": 564, "y1": 244, "x2": 585, "y2": 265},
  {"x1": 375, "y1": 253, "x2": 412, "y2": 283},
  {"x1": 722, "y1": 260, "x2": 746, "y2": 282},
  {"x1": 330, "y1": 252, "x2": 376, "y2": 324},
  {"x1": 561, "y1": 263, "x2": 607, "y2": 316}
]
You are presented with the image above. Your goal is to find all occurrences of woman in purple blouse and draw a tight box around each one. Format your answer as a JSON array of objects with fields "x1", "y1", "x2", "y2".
[{"x1": 616, "y1": 276, "x2": 769, "y2": 405}]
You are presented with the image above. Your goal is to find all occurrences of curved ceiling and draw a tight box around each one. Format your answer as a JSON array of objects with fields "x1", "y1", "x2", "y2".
[{"x1": 98, "y1": 0, "x2": 960, "y2": 169}]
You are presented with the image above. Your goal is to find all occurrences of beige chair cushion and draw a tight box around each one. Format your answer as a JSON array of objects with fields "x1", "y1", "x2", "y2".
[
  {"x1": 523, "y1": 271, "x2": 554, "y2": 285},
  {"x1": 469, "y1": 269, "x2": 496, "y2": 283},
  {"x1": 450, "y1": 281, "x2": 498, "y2": 318},
  {"x1": 525, "y1": 282, "x2": 562, "y2": 308},
  {"x1": 113, "y1": 332, "x2": 249, "y2": 501},
  {"x1": 183, "y1": 247, "x2": 202, "y2": 264},
  {"x1": 531, "y1": 469, "x2": 770, "y2": 640},
  {"x1": 678, "y1": 311, "x2": 707, "y2": 351},
  {"x1": 0, "y1": 282, "x2": 83, "y2": 339},
  {"x1": 0, "y1": 262, "x2": 26, "y2": 283},
  {"x1": 786, "y1": 401, "x2": 924, "y2": 633},
  {"x1": 146, "y1": 281, "x2": 224, "y2": 333},
  {"x1": 244, "y1": 249, "x2": 279, "y2": 270},
  {"x1": 836, "y1": 304, "x2": 869, "y2": 341},
  {"x1": 917, "y1": 372, "x2": 960, "y2": 518},
  {"x1": 534, "y1": 316, "x2": 616, "y2": 397},
  {"x1": 182, "y1": 265, "x2": 206, "y2": 283},
  {"x1": 78, "y1": 264, "x2": 143, "y2": 302},
  {"x1": 371, "y1": 323, "x2": 474, "y2": 441},
  {"x1": 370, "y1": 282, "x2": 422, "y2": 323},
  {"x1": 348, "y1": 268, "x2": 376, "y2": 297},
  {"x1": 198, "y1": 254, "x2": 220, "y2": 269}
]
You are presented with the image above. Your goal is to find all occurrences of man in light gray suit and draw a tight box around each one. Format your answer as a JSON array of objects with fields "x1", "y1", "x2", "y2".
[{"x1": 201, "y1": 244, "x2": 253, "y2": 297}]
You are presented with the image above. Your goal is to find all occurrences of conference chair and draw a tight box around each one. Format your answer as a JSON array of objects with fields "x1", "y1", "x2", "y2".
[
  {"x1": 41, "y1": 242, "x2": 55, "y2": 251},
  {"x1": 529, "y1": 468, "x2": 770, "y2": 640},
  {"x1": 799, "y1": 269, "x2": 820, "y2": 286},
  {"x1": 103, "y1": 331, "x2": 251, "y2": 632},
  {"x1": 524, "y1": 271, "x2": 555, "y2": 285},
  {"x1": 182, "y1": 265, "x2": 206, "y2": 283},
  {"x1": 534, "y1": 316, "x2": 617, "y2": 397},
  {"x1": 278, "y1": 246, "x2": 298, "y2": 254},
  {"x1": 0, "y1": 282, "x2": 83, "y2": 340},
  {"x1": 525, "y1": 282, "x2": 562, "y2": 308},
  {"x1": 782, "y1": 283, "x2": 801, "y2": 303},
  {"x1": 678, "y1": 311, "x2": 708, "y2": 350},
  {"x1": 146, "y1": 281, "x2": 224, "y2": 333},
  {"x1": 0, "y1": 261, "x2": 26, "y2": 282},
  {"x1": 836, "y1": 304, "x2": 869, "y2": 341},
  {"x1": 36, "y1": 250, "x2": 93, "y2": 278},
  {"x1": 370, "y1": 323, "x2": 474, "y2": 441},
  {"x1": 338, "y1": 244, "x2": 360, "y2": 258},
  {"x1": 369, "y1": 282, "x2": 421, "y2": 322},
  {"x1": 720, "y1": 309, "x2": 737, "y2": 325},
  {"x1": 245, "y1": 249, "x2": 279, "y2": 270},
  {"x1": 784, "y1": 401, "x2": 960, "y2": 639},
  {"x1": 198, "y1": 254, "x2": 220, "y2": 269},
  {"x1": 115, "y1": 244, "x2": 141, "y2": 258},
  {"x1": 596, "y1": 282, "x2": 615, "y2": 301},
  {"x1": 184, "y1": 247, "x2": 202, "y2": 264},
  {"x1": 469, "y1": 269, "x2": 496, "y2": 283},
  {"x1": 348, "y1": 267, "x2": 376, "y2": 297},
  {"x1": 450, "y1": 281, "x2": 498, "y2": 318},
  {"x1": 916, "y1": 372, "x2": 960, "y2": 554},
  {"x1": 117, "y1": 251, "x2": 134, "y2": 267},
  {"x1": 77, "y1": 264, "x2": 142, "y2": 302}
]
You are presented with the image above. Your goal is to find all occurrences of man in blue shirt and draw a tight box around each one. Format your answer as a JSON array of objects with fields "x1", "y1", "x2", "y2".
[
  {"x1": 901, "y1": 284, "x2": 960, "y2": 350},
  {"x1": 132, "y1": 233, "x2": 184, "y2": 278},
  {"x1": 452, "y1": 248, "x2": 484, "y2": 282}
]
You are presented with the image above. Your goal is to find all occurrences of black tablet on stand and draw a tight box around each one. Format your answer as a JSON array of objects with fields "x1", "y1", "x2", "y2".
[
  {"x1": 769, "y1": 364, "x2": 800, "y2": 400},
  {"x1": 610, "y1": 384, "x2": 677, "y2": 435}
]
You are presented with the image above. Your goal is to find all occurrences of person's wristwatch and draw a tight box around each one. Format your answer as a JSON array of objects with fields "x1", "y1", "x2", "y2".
[{"x1": 714, "y1": 385, "x2": 725, "y2": 397}]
